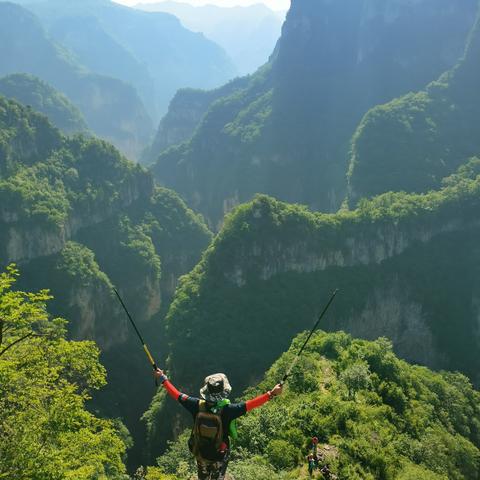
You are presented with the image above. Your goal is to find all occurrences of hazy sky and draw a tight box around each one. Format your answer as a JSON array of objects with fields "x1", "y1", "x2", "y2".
[{"x1": 114, "y1": 0, "x2": 290, "y2": 12}]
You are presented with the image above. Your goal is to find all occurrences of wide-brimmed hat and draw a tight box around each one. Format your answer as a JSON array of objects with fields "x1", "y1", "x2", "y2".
[{"x1": 199, "y1": 373, "x2": 232, "y2": 402}]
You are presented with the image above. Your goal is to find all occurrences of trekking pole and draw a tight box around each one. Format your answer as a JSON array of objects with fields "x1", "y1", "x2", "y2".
[
  {"x1": 280, "y1": 289, "x2": 339, "y2": 386},
  {"x1": 113, "y1": 288, "x2": 159, "y2": 384}
]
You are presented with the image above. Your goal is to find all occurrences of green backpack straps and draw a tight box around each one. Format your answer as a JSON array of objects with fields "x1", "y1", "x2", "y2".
[{"x1": 214, "y1": 399, "x2": 238, "y2": 442}]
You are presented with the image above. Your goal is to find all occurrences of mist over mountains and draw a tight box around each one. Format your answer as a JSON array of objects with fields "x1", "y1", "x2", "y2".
[
  {"x1": 136, "y1": 1, "x2": 286, "y2": 75},
  {"x1": 24, "y1": 0, "x2": 237, "y2": 120},
  {"x1": 0, "y1": 0, "x2": 239, "y2": 160}
]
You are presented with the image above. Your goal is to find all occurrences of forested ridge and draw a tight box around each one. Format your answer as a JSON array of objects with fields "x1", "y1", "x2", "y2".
[
  {"x1": 144, "y1": 159, "x2": 480, "y2": 459},
  {"x1": 0, "y1": 73, "x2": 89, "y2": 135},
  {"x1": 347, "y1": 14, "x2": 480, "y2": 204},
  {"x1": 0, "y1": 95, "x2": 212, "y2": 471}
]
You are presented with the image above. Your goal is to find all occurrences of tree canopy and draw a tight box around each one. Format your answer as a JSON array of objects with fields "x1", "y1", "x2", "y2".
[{"x1": 0, "y1": 265, "x2": 129, "y2": 479}]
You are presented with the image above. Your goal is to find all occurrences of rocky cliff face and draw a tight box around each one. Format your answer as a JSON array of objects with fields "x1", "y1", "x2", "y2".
[
  {"x1": 161, "y1": 172, "x2": 480, "y2": 408},
  {"x1": 334, "y1": 282, "x2": 445, "y2": 368},
  {"x1": 143, "y1": 77, "x2": 250, "y2": 164},
  {"x1": 1, "y1": 162, "x2": 153, "y2": 265},
  {"x1": 347, "y1": 15, "x2": 480, "y2": 204},
  {"x1": 152, "y1": 0, "x2": 477, "y2": 227},
  {"x1": 222, "y1": 203, "x2": 480, "y2": 287}
]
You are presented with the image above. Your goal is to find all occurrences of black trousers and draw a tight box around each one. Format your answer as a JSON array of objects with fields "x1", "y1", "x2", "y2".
[{"x1": 196, "y1": 451, "x2": 229, "y2": 480}]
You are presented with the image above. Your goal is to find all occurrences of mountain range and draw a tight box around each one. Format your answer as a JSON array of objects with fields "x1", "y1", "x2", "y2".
[
  {"x1": 151, "y1": 0, "x2": 478, "y2": 228},
  {"x1": 136, "y1": 1, "x2": 285, "y2": 75}
]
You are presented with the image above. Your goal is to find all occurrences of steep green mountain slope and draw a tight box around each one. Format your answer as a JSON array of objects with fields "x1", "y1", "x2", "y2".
[
  {"x1": 0, "y1": 73, "x2": 89, "y2": 134},
  {"x1": 0, "y1": 266, "x2": 129, "y2": 480},
  {"x1": 25, "y1": 0, "x2": 237, "y2": 121},
  {"x1": 142, "y1": 76, "x2": 250, "y2": 163},
  {"x1": 136, "y1": 1, "x2": 284, "y2": 76},
  {"x1": 145, "y1": 160, "x2": 480, "y2": 451},
  {"x1": 150, "y1": 331, "x2": 480, "y2": 480},
  {"x1": 348, "y1": 15, "x2": 480, "y2": 206},
  {"x1": 151, "y1": 0, "x2": 477, "y2": 228},
  {"x1": 0, "y1": 1, "x2": 153, "y2": 160},
  {"x1": 0, "y1": 95, "x2": 212, "y2": 468}
]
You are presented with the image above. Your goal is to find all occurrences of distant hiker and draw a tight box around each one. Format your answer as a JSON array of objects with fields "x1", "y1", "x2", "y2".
[
  {"x1": 154, "y1": 369, "x2": 283, "y2": 480},
  {"x1": 311, "y1": 436, "x2": 319, "y2": 464},
  {"x1": 307, "y1": 453, "x2": 316, "y2": 477},
  {"x1": 320, "y1": 464, "x2": 337, "y2": 480}
]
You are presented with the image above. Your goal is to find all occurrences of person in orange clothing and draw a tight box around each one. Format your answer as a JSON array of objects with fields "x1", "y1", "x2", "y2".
[{"x1": 155, "y1": 369, "x2": 283, "y2": 480}]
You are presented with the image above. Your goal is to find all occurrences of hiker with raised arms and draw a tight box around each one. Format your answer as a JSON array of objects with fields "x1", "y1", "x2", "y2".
[{"x1": 154, "y1": 368, "x2": 283, "y2": 480}]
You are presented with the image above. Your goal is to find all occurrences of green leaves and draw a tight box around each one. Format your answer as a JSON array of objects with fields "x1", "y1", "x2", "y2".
[
  {"x1": 156, "y1": 330, "x2": 480, "y2": 479},
  {"x1": 0, "y1": 266, "x2": 128, "y2": 479}
]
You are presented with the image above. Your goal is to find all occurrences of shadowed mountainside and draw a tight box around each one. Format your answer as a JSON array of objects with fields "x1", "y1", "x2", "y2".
[
  {"x1": 347, "y1": 14, "x2": 480, "y2": 205},
  {"x1": 151, "y1": 0, "x2": 477, "y2": 228}
]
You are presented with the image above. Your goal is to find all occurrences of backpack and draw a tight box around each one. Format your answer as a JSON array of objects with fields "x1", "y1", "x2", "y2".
[{"x1": 189, "y1": 400, "x2": 224, "y2": 460}]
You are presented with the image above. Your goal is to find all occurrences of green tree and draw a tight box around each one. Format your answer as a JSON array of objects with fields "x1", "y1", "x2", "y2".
[
  {"x1": 0, "y1": 265, "x2": 128, "y2": 480},
  {"x1": 339, "y1": 362, "x2": 372, "y2": 399}
]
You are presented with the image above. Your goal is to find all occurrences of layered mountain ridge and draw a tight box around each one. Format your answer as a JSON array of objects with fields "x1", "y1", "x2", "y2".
[
  {"x1": 151, "y1": 0, "x2": 478, "y2": 228},
  {"x1": 136, "y1": 1, "x2": 285, "y2": 76},
  {"x1": 0, "y1": 73, "x2": 89, "y2": 135},
  {"x1": 24, "y1": 0, "x2": 238, "y2": 122},
  {"x1": 0, "y1": 1, "x2": 154, "y2": 160}
]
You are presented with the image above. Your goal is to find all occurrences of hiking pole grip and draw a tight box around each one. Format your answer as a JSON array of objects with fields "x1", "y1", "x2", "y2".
[{"x1": 144, "y1": 344, "x2": 160, "y2": 387}]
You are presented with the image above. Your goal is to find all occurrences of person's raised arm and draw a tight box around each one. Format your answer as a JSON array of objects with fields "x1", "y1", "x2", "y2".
[
  {"x1": 154, "y1": 368, "x2": 181, "y2": 401},
  {"x1": 246, "y1": 383, "x2": 283, "y2": 411}
]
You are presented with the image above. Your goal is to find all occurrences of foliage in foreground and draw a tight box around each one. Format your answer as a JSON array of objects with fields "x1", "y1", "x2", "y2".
[
  {"x1": 154, "y1": 331, "x2": 480, "y2": 479},
  {"x1": 0, "y1": 266, "x2": 128, "y2": 480}
]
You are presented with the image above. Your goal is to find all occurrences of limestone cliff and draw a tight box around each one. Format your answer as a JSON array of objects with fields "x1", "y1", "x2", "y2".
[
  {"x1": 162, "y1": 167, "x2": 480, "y2": 404},
  {"x1": 143, "y1": 76, "x2": 250, "y2": 164},
  {"x1": 152, "y1": 0, "x2": 477, "y2": 227},
  {"x1": 347, "y1": 14, "x2": 480, "y2": 204}
]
